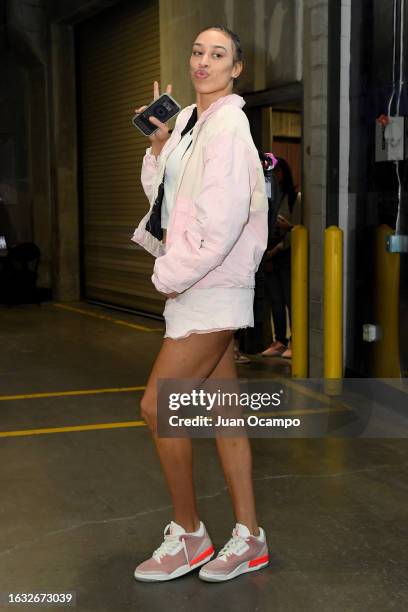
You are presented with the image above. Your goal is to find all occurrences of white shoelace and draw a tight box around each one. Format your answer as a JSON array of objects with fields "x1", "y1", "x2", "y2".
[
  {"x1": 152, "y1": 524, "x2": 184, "y2": 563},
  {"x1": 217, "y1": 532, "x2": 249, "y2": 561}
]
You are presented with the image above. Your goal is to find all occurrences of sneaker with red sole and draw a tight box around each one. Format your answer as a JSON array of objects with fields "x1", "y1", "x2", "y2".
[
  {"x1": 198, "y1": 523, "x2": 269, "y2": 582},
  {"x1": 133, "y1": 520, "x2": 215, "y2": 582}
]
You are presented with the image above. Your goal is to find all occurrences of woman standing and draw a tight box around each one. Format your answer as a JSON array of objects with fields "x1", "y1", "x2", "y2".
[{"x1": 131, "y1": 26, "x2": 269, "y2": 582}]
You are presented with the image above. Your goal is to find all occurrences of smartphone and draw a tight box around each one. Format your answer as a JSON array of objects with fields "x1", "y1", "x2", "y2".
[{"x1": 132, "y1": 93, "x2": 181, "y2": 136}]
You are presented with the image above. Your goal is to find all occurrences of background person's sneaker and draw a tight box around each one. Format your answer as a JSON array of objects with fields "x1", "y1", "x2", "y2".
[
  {"x1": 199, "y1": 523, "x2": 269, "y2": 582},
  {"x1": 234, "y1": 343, "x2": 251, "y2": 364},
  {"x1": 261, "y1": 341, "x2": 287, "y2": 357},
  {"x1": 281, "y1": 346, "x2": 292, "y2": 359},
  {"x1": 134, "y1": 520, "x2": 214, "y2": 582}
]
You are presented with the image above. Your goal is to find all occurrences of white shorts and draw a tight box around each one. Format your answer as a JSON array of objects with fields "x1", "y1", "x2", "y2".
[{"x1": 163, "y1": 287, "x2": 255, "y2": 340}]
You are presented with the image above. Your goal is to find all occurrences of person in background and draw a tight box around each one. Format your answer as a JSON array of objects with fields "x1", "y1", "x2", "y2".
[
  {"x1": 234, "y1": 151, "x2": 280, "y2": 364},
  {"x1": 262, "y1": 156, "x2": 301, "y2": 359}
]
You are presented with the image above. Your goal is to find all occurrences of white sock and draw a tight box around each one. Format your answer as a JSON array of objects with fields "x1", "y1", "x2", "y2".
[{"x1": 189, "y1": 521, "x2": 203, "y2": 536}]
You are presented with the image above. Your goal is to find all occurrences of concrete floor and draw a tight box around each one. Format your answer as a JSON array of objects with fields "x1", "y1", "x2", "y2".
[{"x1": 0, "y1": 301, "x2": 407, "y2": 612}]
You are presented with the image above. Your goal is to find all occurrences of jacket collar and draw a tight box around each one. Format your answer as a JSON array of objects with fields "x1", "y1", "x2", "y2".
[{"x1": 178, "y1": 93, "x2": 245, "y2": 131}]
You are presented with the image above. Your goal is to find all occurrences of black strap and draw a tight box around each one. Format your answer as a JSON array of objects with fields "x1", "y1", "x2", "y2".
[
  {"x1": 181, "y1": 140, "x2": 192, "y2": 159},
  {"x1": 180, "y1": 107, "x2": 198, "y2": 138}
]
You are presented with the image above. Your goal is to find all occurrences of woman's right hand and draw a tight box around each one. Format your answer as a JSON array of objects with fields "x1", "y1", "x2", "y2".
[
  {"x1": 277, "y1": 214, "x2": 293, "y2": 232},
  {"x1": 266, "y1": 242, "x2": 284, "y2": 260},
  {"x1": 134, "y1": 81, "x2": 173, "y2": 157}
]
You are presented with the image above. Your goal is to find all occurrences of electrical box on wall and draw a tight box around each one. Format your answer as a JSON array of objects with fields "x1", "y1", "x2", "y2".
[
  {"x1": 386, "y1": 234, "x2": 408, "y2": 253},
  {"x1": 362, "y1": 324, "x2": 382, "y2": 342},
  {"x1": 375, "y1": 116, "x2": 408, "y2": 162}
]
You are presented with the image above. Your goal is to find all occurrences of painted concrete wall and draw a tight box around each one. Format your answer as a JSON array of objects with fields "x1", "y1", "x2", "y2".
[
  {"x1": 49, "y1": 24, "x2": 80, "y2": 300},
  {"x1": 47, "y1": 0, "x2": 123, "y2": 24},
  {"x1": 159, "y1": 0, "x2": 302, "y2": 109},
  {"x1": 0, "y1": 56, "x2": 28, "y2": 248},
  {"x1": 6, "y1": 0, "x2": 82, "y2": 297},
  {"x1": 3, "y1": 0, "x2": 52, "y2": 288},
  {"x1": 302, "y1": 0, "x2": 329, "y2": 376}
]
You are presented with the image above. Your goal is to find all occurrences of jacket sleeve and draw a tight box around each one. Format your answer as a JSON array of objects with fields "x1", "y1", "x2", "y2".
[
  {"x1": 140, "y1": 146, "x2": 161, "y2": 202},
  {"x1": 151, "y1": 130, "x2": 259, "y2": 294}
]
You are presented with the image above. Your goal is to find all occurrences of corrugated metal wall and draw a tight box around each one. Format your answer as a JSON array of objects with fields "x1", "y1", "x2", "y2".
[{"x1": 77, "y1": 0, "x2": 164, "y2": 315}]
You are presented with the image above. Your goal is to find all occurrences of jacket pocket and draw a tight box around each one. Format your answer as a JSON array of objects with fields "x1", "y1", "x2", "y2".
[{"x1": 166, "y1": 195, "x2": 197, "y2": 246}]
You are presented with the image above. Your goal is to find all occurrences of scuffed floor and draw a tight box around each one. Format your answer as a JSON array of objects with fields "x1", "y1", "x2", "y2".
[{"x1": 0, "y1": 302, "x2": 407, "y2": 611}]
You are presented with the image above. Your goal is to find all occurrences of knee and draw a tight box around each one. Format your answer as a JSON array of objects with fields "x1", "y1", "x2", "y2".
[{"x1": 140, "y1": 394, "x2": 157, "y2": 432}]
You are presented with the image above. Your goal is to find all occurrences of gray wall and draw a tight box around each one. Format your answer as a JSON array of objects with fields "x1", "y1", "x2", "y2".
[
  {"x1": 47, "y1": 0, "x2": 123, "y2": 24},
  {"x1": 0, "y1": 57, "x2": 28, "y2": 247},
  {"x1": 3, "y1": 0, "x2": 51, "y2": 286},
  {"x1": 302, "y1": 0, "x2": 329, "y2": 376},
  {"x1": 4, "y1": 0, "x2": 86, "y2": 295}
]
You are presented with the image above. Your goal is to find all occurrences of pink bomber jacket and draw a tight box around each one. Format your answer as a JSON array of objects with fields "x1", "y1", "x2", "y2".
[{"x1": 131, "y1": 93, "x2": 268, "y2": 295}]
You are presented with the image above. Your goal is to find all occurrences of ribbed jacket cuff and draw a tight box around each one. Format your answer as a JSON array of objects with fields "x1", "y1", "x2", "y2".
[
  {"x1": 151, "y1": 272, "x2": 173, "y2": 295},
  {"x1": 144, "y1": 146, "x2": 160, "y2": 167}
]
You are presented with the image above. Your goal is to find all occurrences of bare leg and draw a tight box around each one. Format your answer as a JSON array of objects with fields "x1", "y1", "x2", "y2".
[
  {"x1": 140, "y1": 330, "x2": 234, "y2": 533},
  {"x1": 211, "y1": 338, "x2": 260, "y2": 536}
]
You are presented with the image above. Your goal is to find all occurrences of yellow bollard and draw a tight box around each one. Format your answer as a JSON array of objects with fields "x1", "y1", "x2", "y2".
[
  {"x1": 291, "y1": 225, "x2": 309, "y2": 377},
  {"x1": 372, "y1": 225, "x2": 401, "y2": 377},
  {"x1": 324, "y1": 226, "x2": 343, "y2": 380}
]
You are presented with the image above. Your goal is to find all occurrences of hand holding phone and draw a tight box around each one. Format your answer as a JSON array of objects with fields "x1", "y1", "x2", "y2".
[{"x1": 133, "y1": 81, "x2": 178, "y2": 156}]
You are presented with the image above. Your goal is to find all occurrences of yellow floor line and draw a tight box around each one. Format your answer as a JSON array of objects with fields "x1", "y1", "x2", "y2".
[
  {"x1": 0, "y1": 407, "x2": 353, "y2": 439},
  {"x1": 52, "y1": 303, "x2": 163, "y2": 333},
  {"x1": 0, "y1": 385, "x2": 350, "y2": 414},
  {"x1": 0, "y1": 420, "x2": 147, "y2": 438},
  {"x1": 270, "y1": 377, "x2": 344, "y2": 407},
  {"x1": 0, "y1": 386, "x2": 146, "y2": 401}
]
